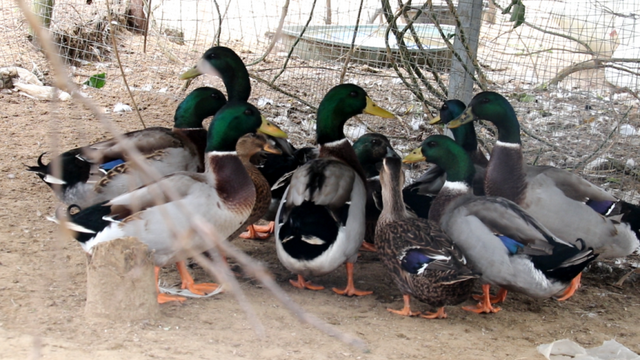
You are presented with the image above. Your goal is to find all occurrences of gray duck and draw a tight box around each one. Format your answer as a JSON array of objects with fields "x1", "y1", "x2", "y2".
[
  {"x1": 404, "y1": 135, "x2": 598, "y2": 314},
  {"x1": 448, "y1": 91, "x2": 638, "y2": 299}
]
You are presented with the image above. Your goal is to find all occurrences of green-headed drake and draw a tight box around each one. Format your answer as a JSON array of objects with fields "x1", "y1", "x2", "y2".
[
  {"x1": 275, "y1": 84, "x2": 394, "y2": 296},
  {"x1": 404, "y1": 135, "x2": 597, "y2": 313},
  {"x1": 448, "y1": 91, "x2": 638, "y2": 296},
  {"x1": 59, "y1": 101, "x2": 287, "y2": 304},
  {"x1": 181, "y1": 46, "x2": 317, "y2": 240}
]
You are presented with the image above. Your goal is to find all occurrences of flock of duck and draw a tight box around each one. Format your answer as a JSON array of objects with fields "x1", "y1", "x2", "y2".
[{"x1": 28, "y1": 46, "x2": 640, "y2": 318}]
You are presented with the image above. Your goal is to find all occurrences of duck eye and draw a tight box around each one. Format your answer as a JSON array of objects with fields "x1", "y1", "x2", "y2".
[
  {"x1": 206, "y1": 52, "x2": 216, "y2": 60},
  {"x1": 349, "y1": 91, "x2": 358, "y2": 97},
  {"x1": 211, "y1": 93, "x2": 219, "y2": 99},
  {"x1": 427, "y1": 141, "x2": 437, "y2": 148},
  {"x1": 244, "y1": 109, "x2": 253, "y2": 116},
  {"x1": 371, "y1": 139, "x2": 380, "y2": 146},
  {"x1": 442, "y1": 104, "x2": 448, "y2": 109},
  {"x1": 481, "y1": 97, "x2": 490, "y2": 104}
]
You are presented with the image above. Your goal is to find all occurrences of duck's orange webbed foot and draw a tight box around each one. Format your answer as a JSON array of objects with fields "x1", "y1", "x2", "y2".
[
  {"x1": 290, "y1": 274, "x2": 325, "y2": 290},
  {"x1": 473, "y1": 287, "x2": 508, "y2": 304},
  {"x1": 155, "y1": 266, "x2": 187, "y2": 304},
  {"x1": 332, "y1": 262, "x2": 373, "y2": 296},
  {"x1": 420, "y1": 307, "x2": 447, "y2": 319},
  {"x1": 176, "y1": 261, "x2": 220, "y2": 295},
  {"x1": 556, "y1": 273, "x2": 582, "y2": 301},
  {"x1": 239, "y1": 224, "x2": 271, "y2": 240},
  {"x1": 359, "y1": 241, "x2": 377, "y2": 252},
  {"x1": 250, "y1": 222, "x2": 275, "y2": 234},
  {"x1": 387, "y1": 294, "x2": 420, "y2": 316},
  {"x1": 463, "y1": 284, "x2": 501, "y2": 314},
  {"x1": 157, "y1": 293, "x2": 187, "y2": 304}
]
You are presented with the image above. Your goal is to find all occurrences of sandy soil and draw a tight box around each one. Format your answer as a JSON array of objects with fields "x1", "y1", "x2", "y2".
[{"x1": 1, "y1": 83, "x2": 640, "y2": 360}]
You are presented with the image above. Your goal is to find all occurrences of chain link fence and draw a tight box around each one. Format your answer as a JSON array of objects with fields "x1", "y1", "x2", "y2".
[{"x1": 1, "y1": 0, "x2": 639, "y2": 199}]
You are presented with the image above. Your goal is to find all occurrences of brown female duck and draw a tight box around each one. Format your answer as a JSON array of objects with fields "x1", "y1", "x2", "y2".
[{"x1": 375, "y1": 156, "x2": 478, "y2": 319}]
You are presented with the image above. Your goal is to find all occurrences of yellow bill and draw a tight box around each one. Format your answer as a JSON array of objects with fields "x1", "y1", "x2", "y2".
[
  {"x1": 402, "y1": 147, "x2": 426, "y2": 164},
  {"x1": 446, "y1": 106, "x2": 475, "y2": 129},
  {"x1": 429, "y1": 115, "x2": 442, "y2": 125},
  {"x1": 179, "y1": 67, "x2": 202, "y2": 80},
  {"x1": 364, "y1": 97, "x2": 395, "y2": 118},
  {"x1": 258, "y1": 116, "x2": 288, "y2": 139}
]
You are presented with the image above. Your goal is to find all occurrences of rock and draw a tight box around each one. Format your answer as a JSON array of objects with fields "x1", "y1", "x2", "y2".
[{"x1": 85, "y1": 237, "x2": 158, "y2": 320}]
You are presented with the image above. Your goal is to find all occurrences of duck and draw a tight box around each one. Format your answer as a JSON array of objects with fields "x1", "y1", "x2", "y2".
[
  {"x1": 404, "y1": 135, "x2": 598, "y2": 313},
  {"x1": 180, "y1": 46, "x2": 318, "y2": 239},
  {"x1": 402, "y1": 100, "x2": 487, "y2": 216},
  {"x1": 447, "y1": 91, "x2": 639, "y2": 297},
  {"x1": 58, "y1": 101, "x2": 288, "y2": 303},
  {"x1": 274, "y1": 84, "x2": 395, "y2": 296},
  {"x1": 231, "y1": 133, "x2": 282, "y2": 240},
  {"x1": 375, "y1": 156, "x2": 478, "y2": 319},
  {"x1": 27, "y1": 87, "x2": 228, "y2": 209},
  {"x1": 352, "y1": 133, "x2": 401, "y2": 251}
]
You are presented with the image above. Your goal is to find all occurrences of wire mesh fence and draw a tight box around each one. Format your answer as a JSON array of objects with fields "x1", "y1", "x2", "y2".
[{"x1": 1, "y1": 0, "x2": 639, "y2": 199}]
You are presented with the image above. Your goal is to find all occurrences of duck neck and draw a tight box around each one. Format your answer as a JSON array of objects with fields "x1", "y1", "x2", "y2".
[
  {"x1": 316, "y1": 114, "x2": 346, "y2": 146},
  {"x1": 319, "y1": 139, "x2": 367, "y2": 183},
  {"x1": 451, "y1": 123, "x2": 478, "y2": 155},
  {"x1": 485, "y1": 142, "x2": 527, "y2": 204},
  {"x1": 379, "y1": 176, "x2": 408, "y2": 223},
  {"x1": 174, "y1": 101, "x2": 207, "y2": 129},
  {"x1": 359, "y1": 160, "x2": 380, "y2": 179},
  {"x1": 221, "y1": 63, "x2": 251, "y2": 102},
  {"x1": 494, "y1": 106, "x2": 521, "y2": 145},
  {"x1": 451, "y1": 124, "x2": 489, "y2": 167},
  {"x1": 429, "y1": 181, "x2": 471, "y2": 224},
  {"x1": 427, "y1": 147, "x2": 475, "y2": 224}
]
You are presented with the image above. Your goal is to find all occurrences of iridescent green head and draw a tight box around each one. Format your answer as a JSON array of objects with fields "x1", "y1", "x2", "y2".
[
  {"x1": 316, "y1": 84, "x2": 395, "y2": 145},
  {"x1": 174, "y1": 87, "x2": 227, "y2": 129},
  {"x1": 206, "y1": 101, "x2": 287, "y2": 152},
  {"x1": 179, "y1": 46, "x2": 251, "y2": 102},
  {"x1": 447, "y1": 91, "x2": 520, "y2": 144},
  {"x1": 434, "y1": 99, "x2": 478, "y2": 154},
  {"x1": 403, "y1": 135, "x2": 475, "y2": 184},
  {"x1": 353, "y1": 133, "x2": 400, "y2": 178}
]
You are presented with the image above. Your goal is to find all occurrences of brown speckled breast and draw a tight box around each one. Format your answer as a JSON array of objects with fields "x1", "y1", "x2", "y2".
[
  {"x1": 208, "y1": 154, "x2": 256, "y2": 215},
  {"x1": 230, "y1": 163, "x2": 272, "y2": 239}
]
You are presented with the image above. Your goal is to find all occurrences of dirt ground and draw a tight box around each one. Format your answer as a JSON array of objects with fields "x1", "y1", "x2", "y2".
[{"x1": 1, "y1": 85, "x2": 640, "y2": 360}]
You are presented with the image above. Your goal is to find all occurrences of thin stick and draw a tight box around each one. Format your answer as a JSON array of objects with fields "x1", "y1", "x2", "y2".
[
  {"x1": 401, "y1": 1, "x2": 448, "y2": 94},
  {"x1": 574, "y1": 106, "x2": 633, "y2": 171},
  {"x1": 271, "y1": 0, "x2": 318, "y2": 84},
  {"x1": 338, "y1": 0, "x2": 364, "y2": 83},
  {"x1": 105, "y1": 0, "x2": 147, "y2": 129},
  {"x1": 251, "y1": 73, "x2": 317, "y2": 109},
  {"x1": 520, "y1": 125, "x2": 556, "y2": 148},
  {"x1": 247, "y1": 0, "x2": 290, "y2": 66},
  {"x1": 143, "y1": 0, "x2": 152, "y2": 53}
]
